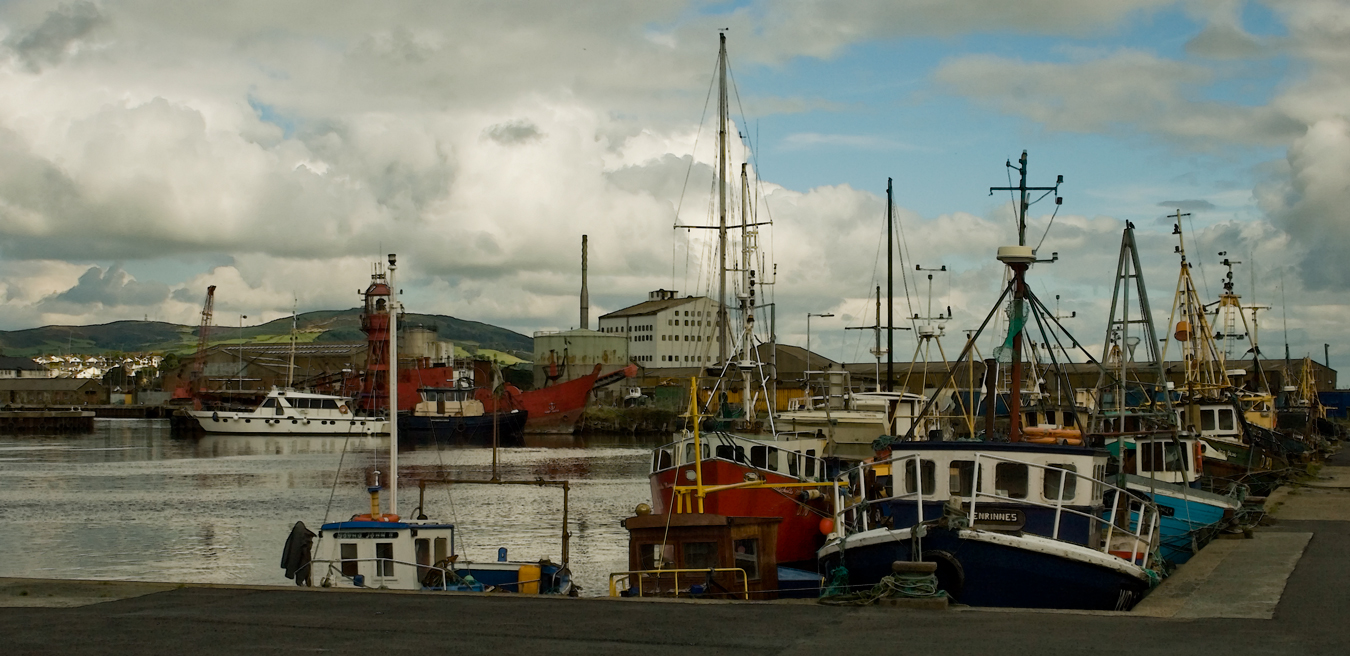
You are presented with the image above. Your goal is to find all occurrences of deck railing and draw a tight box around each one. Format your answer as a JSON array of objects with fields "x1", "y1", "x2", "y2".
[
  {"x1": 832, "y1": 452, "x2": 1160, "y2": 569},
  {"x1": 608, "y1": 567, "x2": 750, "y2": 599},
  {"x1": 309, "y1": 557, "x2": 546, "y2": 592}
]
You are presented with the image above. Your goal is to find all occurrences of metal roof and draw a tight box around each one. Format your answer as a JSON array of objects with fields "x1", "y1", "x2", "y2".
[
  {"x1": 0, "y1": 357, "x2": 47, "y2": 371},
  {"x1": 599, "y1": 296, "x2": 716, "y2": 319}
]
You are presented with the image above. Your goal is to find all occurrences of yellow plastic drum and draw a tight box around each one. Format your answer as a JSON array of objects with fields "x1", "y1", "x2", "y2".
[{"x1": 517, "y1": 564, "x2": 541, "y2": 594}]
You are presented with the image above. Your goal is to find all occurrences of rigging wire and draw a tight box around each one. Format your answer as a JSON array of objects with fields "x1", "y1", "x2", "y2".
[{"x1": 672, "y1": 53, "x2": 721, "y2": 293}]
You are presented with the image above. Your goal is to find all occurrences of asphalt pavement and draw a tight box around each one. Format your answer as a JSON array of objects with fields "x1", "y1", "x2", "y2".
[{"x1": 3, "y1": 447, "x2": 1347, "y2": 656}]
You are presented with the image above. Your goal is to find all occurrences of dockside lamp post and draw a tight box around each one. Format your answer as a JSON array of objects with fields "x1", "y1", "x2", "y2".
[
  {"x1": 238, "y1": 314, "x2": 248, "y2": 390},
  {"x1": 806, "y1": 312, "x2": 835, "y2": 384}
]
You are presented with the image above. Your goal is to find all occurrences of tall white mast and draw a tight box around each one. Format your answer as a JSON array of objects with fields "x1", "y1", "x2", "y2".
[
  {"x1": 387, "y1": 253, "x2": 399, "y2": 515},
  {"x1": 716, "y1": 31, "x2": 729, "y2": 367}
]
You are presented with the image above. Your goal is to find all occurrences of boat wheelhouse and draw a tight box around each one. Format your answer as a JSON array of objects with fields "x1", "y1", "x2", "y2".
[
  {"x1": 1109, "y1": 434, "x2": 1242, "y2": 565},
  {"x1": 649, "y1": 429, "x2": 834, "y2": 570},
  {"x1": 401, "y1": 386, "x2": 528, "y2": 444},
  {"x1": 819, "y1": 441, "x2": 1161, "y2": 610},
  {"x1": 189, "y1": 387, "x2": 388, "y2": 435},
  {"x1": 774, "y1": 374, "x2": 935, "y2": 459},
  {"x1": 611, "y1": 512, "x2": 794, "y2": 600}
]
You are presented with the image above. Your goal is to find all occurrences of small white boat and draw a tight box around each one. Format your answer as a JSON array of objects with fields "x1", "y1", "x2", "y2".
[
  {"x1": 188, "y1": 387, "x2": 389, "y2": 435},
  {"x1": 280, "y1": 254, "x2": 573, "y2": 595}
]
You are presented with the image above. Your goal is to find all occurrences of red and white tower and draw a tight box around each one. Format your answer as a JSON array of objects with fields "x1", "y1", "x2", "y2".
[{"x1": 359, "y1": 268, "x2": 393, "y2": 412}]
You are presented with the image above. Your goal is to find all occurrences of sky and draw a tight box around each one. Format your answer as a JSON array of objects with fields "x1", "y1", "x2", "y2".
[{"x1": 0, "y1": 1, "x2": 1347, "y2": 374}]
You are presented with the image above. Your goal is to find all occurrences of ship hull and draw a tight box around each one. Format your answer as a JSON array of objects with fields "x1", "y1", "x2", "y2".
[
  {"x1": 400, "y1": 410, "x2": 529, "y2": 445},
  {"x1": 819, "y1": 526, "x2": 1153, "y2": 610},
  {"x1": 480, "y1": 365, "x2": 601, "y2": 435}
]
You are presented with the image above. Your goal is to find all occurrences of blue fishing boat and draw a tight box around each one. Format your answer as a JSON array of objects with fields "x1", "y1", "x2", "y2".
[
  {"x1": 818, "y1": 441, "x2": 1161, "y2": 610},
  {"x1": 1109, "y1": 435, "x2": 1242, "y2": 565}
]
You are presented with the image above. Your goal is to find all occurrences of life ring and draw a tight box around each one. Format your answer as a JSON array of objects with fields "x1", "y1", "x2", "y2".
[
  {"x1": 1026, "y1": 435, "x2": 1084, "y2": 446},
  {"x1": 339, "y1": 405, "x2": 349, "y2": 414},
  {"x1": 351, "y1": 513, "x2": 400, "y2": 522}
]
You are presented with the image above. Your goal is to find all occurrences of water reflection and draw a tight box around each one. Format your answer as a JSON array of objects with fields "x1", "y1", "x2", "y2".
[{"x1": 0, "y1": 419, "x2": 663, "y2": 594}]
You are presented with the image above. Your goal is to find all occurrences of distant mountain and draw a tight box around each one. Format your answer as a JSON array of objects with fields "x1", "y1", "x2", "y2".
[{"x1": 0, "y1": 309, "x2": 533, "y2": 359}]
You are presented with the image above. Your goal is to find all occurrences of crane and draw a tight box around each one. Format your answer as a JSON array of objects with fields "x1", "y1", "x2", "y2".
[{"x1": 179, "y1": 284, "x2": 218, "y2": 407}]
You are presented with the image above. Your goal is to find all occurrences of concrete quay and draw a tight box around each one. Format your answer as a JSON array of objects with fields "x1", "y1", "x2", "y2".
[{"x1": 3, "y1": 450, "x2": 1348, "y2": 656}]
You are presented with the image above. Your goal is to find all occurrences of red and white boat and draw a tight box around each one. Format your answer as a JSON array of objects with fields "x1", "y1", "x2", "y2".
[{"x1": 648, "y1": 425, "x2": 835, "y2": 570}]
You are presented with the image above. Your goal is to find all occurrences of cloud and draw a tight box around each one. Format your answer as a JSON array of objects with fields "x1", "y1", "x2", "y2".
[
  {"x1": 47, "y1": 264, "x2": 169, "y2": 307},
  {"x1": 934, "y1": 50, "x2": 1304, "y2": 146},
  {"x1": 1185, "y1": 22, "x2": 1266, "y2": 60},
  {"x1": 484, "y1": 119, "x2": 544, "y2": 145},
  {"x1": 2, "y1": 1, "x2": 106, "y2": 72},
  {"x1": 0, "y1": 0, "x2": 1344, "y2": 366},
  {"x1": 1157, "y1": 199, "x2": 1217, "y2": 212},
  {"x1": 779, "y1": 133, "x2": 924, "y2": 152},
  {"x1": 1255, "y1": 117, "x2": 1350, "y2": 290}
]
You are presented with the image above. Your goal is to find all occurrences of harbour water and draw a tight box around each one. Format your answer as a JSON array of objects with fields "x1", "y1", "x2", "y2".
[{"x1": 0, "y1": 419, "x2": 661, "y2": 595}]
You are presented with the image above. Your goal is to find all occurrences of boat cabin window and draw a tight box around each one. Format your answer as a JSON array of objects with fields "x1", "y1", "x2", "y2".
[
  {"x1": 788, "y1": 453, "x2": 800, "y2": 478},
  {"x1": 415, "y1": 539, "x2": 430, "y2": 568},
  {"x1": 949, "y1": 461, "x2": 982, "y2": 497},
  {"x1": 1217, "y1": 408, "x2": 1235, "y2": 431},
  {"x1": 375, "y1": 543, "x2": 394, "y2": 577},
  {"x1": 682, "y1": 542, "x2": 718, "y2": 569},
  {"x1": 292, "y1": 398, "x2": 308, "y2": 409},
  {"x1": 340, "y1": 543, "x2": 358, "y2": 577},
  {"x1": 1140, "y1": 442, "x2": 1189, "y2": 472},
  {"x1": 1201, "y1": 410, "x2": 1216, "y2": 431},
  {"x1": 733, "y1": 538, "x2": 760, "y2": 580},
  {"x1": 903, "y1": 459, "x2": 936, "y2": 496},
  {"x1": 654, "y1": 449, "x2": 672, "y2": 472},
  {"x1": 1043, "y1": 464, "x2": 1078, "y2": 501},
  {"x1": 714, "y1": 444, "x2": 746, "y2": 463},
  {"x1": 321, "y1": 399, "x2": 340, "y2": 410},
  {"x1": 260, "y1": 398, "x2": 277, "y2": 409},
  {"x1": 749, "y1": 446, "x2": 779, "y2": 472},
  {"x1": 805, "y1": 450, "x2": 817, "y2": 478},
  {"x1": 639, "y1": 543, "x2": 675, "y2": 570},
  {"x1": 684, "y1": 442, "x2": 710, "y2": 463},
  {"x1": 995, "y1": 462, "x2": 1029, "y2": 499},
  {"x1": 434, "y1": 537, "x2": 448, "y2": 564}
]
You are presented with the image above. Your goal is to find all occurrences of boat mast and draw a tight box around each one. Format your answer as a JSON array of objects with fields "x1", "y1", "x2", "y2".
[
  {"x1": 887, "y1": 178, "x2": 894, "y2": 392},
  {"x1": 989, "y1": 151, "x2": 1062, "y2": 443},
  {"x1": 716, "y1": 31, "x2": 729, "y2": 367},
  {"x1": 287, "y1": 301, "x2": 297, "y2": 388},
  {"x1": 387, "y1": 253, "x2": 399, "y2": 515}
]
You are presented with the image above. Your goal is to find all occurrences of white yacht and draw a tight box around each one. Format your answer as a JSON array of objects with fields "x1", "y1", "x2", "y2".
[{"x1": 188, "y1": 387, "x2": 389, "y2": 435}]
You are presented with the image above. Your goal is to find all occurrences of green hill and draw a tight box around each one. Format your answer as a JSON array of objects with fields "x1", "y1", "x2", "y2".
[{"x1": 0, "y1": 309, "x2": 533, "y2": 360}]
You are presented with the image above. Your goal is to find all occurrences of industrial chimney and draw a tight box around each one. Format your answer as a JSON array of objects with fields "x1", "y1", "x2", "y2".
[{"x1": 580, "y1": 234, "x2": 589, "y2": 330}]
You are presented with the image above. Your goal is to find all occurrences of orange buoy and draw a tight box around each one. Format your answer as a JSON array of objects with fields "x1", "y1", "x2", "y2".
[
  {"x1": 819, "y1": 518, "x2": 836, "y2": 535},
  {"x1": 1174, "y1": 320, "x2": 1191, "y2": 342}
]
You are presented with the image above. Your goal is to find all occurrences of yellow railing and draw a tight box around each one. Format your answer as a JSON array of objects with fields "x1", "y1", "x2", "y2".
[{"x1": 609, "y1": 567, "x2": 750, "y2": 599}]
